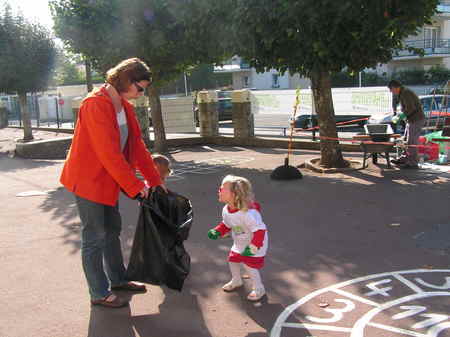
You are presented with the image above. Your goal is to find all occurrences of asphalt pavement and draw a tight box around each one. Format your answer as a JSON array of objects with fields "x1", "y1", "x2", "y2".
[{"x1": 0, "y1": 145, "x2": 449, "y2": 337}]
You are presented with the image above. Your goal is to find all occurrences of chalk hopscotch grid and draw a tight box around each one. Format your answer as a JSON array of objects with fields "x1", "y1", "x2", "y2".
[
  {"x1": 137, "y1": 156, "x2": 255, "y2": 181},
  {"x1": 271, "y1": 269, "x2": 450, "y2": 337}
]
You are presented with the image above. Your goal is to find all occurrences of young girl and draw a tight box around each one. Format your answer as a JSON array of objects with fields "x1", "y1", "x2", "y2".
[{"x1": 208, "y1": 175, "x2": 268, "y2": 301}]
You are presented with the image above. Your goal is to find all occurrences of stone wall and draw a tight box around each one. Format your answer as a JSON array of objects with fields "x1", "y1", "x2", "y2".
[
  {"x1": 197, "y1": 91, "x2": 219, "y2": 137},
  {"x1": 231, "y1": 90, "x2": 254, "y2": 139},
  {"x1": 0, "y1": 104, "x2": 8, "y2": 128}
]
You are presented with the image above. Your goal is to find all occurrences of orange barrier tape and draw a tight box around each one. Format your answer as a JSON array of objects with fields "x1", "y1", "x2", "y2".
[
  {"x1": 291, "y1": 116, "x2": 450, "y2": 149},
  {"x1": 292, "y1": 117, "x2": 369, "y2": 132},
  {"x1": 299, "y1": 134, "x2": 450, "y2": 150}
]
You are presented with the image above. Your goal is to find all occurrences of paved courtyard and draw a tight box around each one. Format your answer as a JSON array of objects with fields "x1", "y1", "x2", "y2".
[{"x1": 0, "y1": 140, "x2": 449, "y2": 337}]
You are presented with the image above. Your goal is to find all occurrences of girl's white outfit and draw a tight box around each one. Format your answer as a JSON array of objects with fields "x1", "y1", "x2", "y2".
[
  {"x1": 216, "y1": 204, "x2": 268, "y2": 300},
  {"x1": 222, "y1": 205, "x2": 268, "y2": 258}
]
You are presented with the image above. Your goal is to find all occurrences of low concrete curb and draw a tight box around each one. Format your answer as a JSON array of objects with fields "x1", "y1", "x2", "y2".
[
  {"x1": 10, "y1": 126, "x2": 367, "y2": 159},
  {"x1": 14, "y1": 136, "x2": 364, "y2": 159},
  {"x1": 15, "y1": 137, "x2": 73, "y2": 159}
]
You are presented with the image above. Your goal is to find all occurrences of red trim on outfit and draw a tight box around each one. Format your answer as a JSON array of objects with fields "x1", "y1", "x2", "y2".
[
  {"x1": 251, "y1": 229, "x2": 266, "y2": 248},
  {"x1": 229, "y1": 251, "x2": 265, "y2": 269},
  {"x1": 227, "y1": 202, "x2": 261, "y2": 214},
  {"x1": 250, "y1": 201, "x2": 261, "y2": 212},
  {"x1": 227, "y1": 205, "x2": 239, "y2": 213},
  {"x1": 214, "y1": 222, "x2": 231, "y2": 236}
]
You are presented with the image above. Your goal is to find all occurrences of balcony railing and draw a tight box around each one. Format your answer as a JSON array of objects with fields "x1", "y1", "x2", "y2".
[
  {"x1": 394, "y1": 39, "x2": 450, "y2": 58},
  {"x1": 438, "y1": 0, "x2": 450, "y2": 12},
  {"x1": 213, "y1": 61, "x2": 251, "y2": 72}
]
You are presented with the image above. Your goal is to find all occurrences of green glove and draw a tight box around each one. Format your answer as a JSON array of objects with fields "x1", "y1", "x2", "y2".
[
  {"x1": 208, "y1": 229, "x2": 221, "y2": 240},
  {"x1": 392, "y1": 112, "x2": 406, "y2": 124},
  {"x1": 242, "y1": 246, "x2": 255, "y2": 257}
]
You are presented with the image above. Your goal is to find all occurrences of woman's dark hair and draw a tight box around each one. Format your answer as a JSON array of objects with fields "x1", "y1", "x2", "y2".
[
  {"x1": 106, "y1": 58, "x2": 152, "y2": 93},
  {"x1": 388, "y1": 79, "x2": 402, "y2": 89}
]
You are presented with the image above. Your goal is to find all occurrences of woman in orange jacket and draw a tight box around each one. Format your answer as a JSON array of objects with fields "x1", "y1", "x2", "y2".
[{"x1": 60, "y1": 58, "x2": 165, "y2": 308}]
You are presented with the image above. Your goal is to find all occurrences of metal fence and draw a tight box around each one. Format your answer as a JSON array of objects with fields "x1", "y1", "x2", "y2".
[{"x1": 3, "y1": 94, "x2": 76, "y2": 129}]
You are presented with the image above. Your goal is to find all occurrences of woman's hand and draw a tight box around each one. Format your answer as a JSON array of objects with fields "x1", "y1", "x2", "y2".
[
  {"x1": 139, "y1": 185, "x2": 150, "y2": 199},
  {"x1": 153, "y1": 183, "x2": 168, "y2": 193}
]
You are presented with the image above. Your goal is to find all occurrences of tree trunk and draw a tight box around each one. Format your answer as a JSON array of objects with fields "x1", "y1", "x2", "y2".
[
  {"x1": 18, "y1": 92, "x2": 33, "y2": 142},
  {"x1": 311, "y1": 70, "x2": 348, "y2": 168},
  {"x1": 148, "y1": 85, "x2": 167, "y2": 153},
  {"x1": 134, "y1": 103, "x2": 151, "y2": 149},
  {"x1": 85, "y1": 58, "x2": 93, "y2": 93}
]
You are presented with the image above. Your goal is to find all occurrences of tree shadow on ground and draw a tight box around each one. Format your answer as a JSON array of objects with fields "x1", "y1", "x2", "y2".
[
  {"x1": 0, "y1": 154, "x2": 62, "y2": 173},
  {"x1": 37, "y1": 147, "x2": 450, "y2": 336}
]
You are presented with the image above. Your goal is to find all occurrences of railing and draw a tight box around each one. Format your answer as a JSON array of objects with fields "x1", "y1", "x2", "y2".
[
  {"x1": 213, "y1": 61, "x2": 251, "y2": 72},
  {"x1": 437, "y1": 1, "x2": 450, "y2": 13},
  {"x1": 394, "y1": 39, "x2": 450, "y2": 57}
]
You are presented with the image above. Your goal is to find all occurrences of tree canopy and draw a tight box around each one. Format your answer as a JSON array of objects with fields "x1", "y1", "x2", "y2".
[
  {"x1": 0, "y1": 3, "x2": 56, "y2": 94},
  {"x1": 50, "y1": 0, "x2": 231, "y2": 151},
  {"x1": 230, "y1": 0, "x2": 439, "y2": 167},
  {"x1": 231, "y1": 0, "x2": 439, "y2": 76},
  {"x1": 50, "y1": 0, "x2": 230, "y2": 82},
  {"x1": 0, "y1": 3, "x2": 56, "y2": 141}
]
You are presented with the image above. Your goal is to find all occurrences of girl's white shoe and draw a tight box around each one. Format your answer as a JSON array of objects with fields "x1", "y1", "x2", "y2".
[
  {"x1": 247, "y1": 288, "x2": 266, "y2": 301},
  {"x1": 222, "y1": 280, "x2": 243, "y2": 292}
]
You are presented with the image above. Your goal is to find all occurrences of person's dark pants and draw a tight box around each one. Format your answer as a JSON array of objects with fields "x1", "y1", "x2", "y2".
[
  {"x1": 75, "y1": 195, "x2": 127, "y2": 300},
  {"x1": 405, "y1": 119, "x2": 425, "y2": 166}
]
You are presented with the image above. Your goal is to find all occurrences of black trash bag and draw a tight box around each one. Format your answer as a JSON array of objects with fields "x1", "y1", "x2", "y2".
[{"x1": 125, "y1": 188, "x2": 193, "y2": 291}]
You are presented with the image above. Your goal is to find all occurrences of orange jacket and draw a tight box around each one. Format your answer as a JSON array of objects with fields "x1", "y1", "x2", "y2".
[{"x1": 60, "y1": 86, "x2": 162, "y2": 206}]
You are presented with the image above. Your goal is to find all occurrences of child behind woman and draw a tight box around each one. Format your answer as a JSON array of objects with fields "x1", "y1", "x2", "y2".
[
  {"x1": 208, "y1": 175, "x2": 268, "y2": 301},
  {"x1": 152, "y1": 154, "x2": 172, "y2": 182}
]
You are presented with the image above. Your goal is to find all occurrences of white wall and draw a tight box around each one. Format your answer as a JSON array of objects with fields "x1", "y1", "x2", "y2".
[
  {"x1": 250, "y1": 87, "x2": 392, "y2": 117},
  {"x1": 251, "y1": 69, "x2": 290, "y2": 90},
  {"x1": 160, "y1": 96, "x2": 195, "y2": 133}
]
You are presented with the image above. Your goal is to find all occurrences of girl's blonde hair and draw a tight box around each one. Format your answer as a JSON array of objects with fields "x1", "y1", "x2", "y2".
[{"x1": 222, "y1": 175, "x2": 254, "y2": 211}]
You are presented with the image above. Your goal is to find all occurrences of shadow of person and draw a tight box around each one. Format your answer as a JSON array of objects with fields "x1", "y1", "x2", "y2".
[
  {"x1": 241, "y1": 296, "x2": 312, "y2": 337},
  {"x1": 132, "y1": 286, "x2": 212, "y2": 337},
  {"x1": 87, "y1": 301, "x2": 136, "y2": 337}
]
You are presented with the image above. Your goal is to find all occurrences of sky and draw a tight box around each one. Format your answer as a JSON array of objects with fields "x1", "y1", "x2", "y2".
[{"x1": 1, "y1": 0, "x2": 54, "y2": 29}]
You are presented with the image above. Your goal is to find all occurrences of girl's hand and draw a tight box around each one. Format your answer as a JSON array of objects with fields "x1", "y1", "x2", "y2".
[{"x1": 208, "y1": 229, "x2": 221, "y2": 240}]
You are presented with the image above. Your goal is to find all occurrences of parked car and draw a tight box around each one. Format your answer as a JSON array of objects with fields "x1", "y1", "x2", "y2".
[
  {"x1": 290, "y1": 114, "x2": 369, "y2": 129},
  {"x1": 367, "y1": 95, "x2": 450, "y2": 131},
  {"x1": 194, "y1": 91, "x2": 233, "y2": 125}
]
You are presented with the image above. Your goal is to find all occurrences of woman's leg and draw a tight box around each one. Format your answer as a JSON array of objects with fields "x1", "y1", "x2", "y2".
[
  {"x1": 103, "y1": 203, "x2": 126, "y2": 287},
  {"x1": 75, "y1": 196, "x2": 111, "y2": 300}
]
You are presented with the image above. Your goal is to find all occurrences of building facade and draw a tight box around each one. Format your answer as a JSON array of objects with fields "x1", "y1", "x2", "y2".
[
  {"x1": 376, "y1": 1, "x2": 450, "y2": 75},
  {"x1": 214, "y1": 56, "x2": 311, "y2": 90}
]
